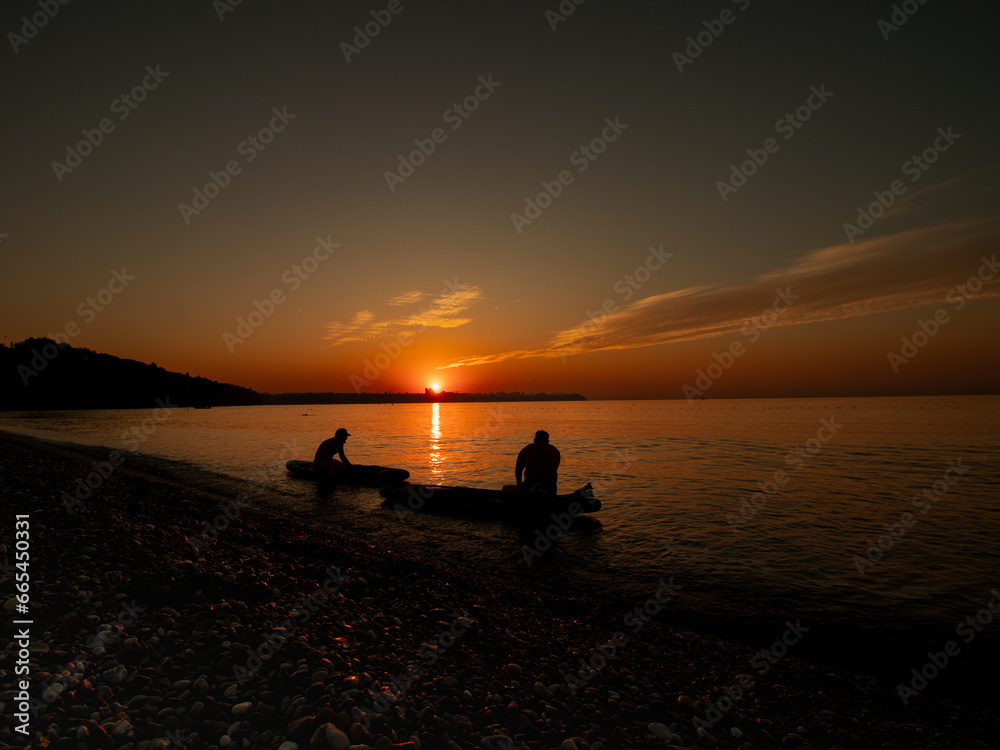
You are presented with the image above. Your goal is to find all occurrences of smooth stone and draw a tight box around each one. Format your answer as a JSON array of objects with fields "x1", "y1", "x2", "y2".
[
  {"x1": 310, "y1": 722, "x2": 350, "y2": 750},
  {"x1": 104, "y1": 666, "x2": 127, "y2": 684},
  {"x1": 649, "y1": 722, "x2": 673, "y2": 740},
  {"x1": 278, "y1": 743, "x2": 299, "y2": 750},
  {"x1": 232, "y1": 701, "x2": 252, "y2": 716}
]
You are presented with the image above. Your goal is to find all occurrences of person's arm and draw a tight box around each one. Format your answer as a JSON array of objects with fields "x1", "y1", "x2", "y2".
[
  {"x1": 338, "y1": 447, "x2": 351, "y2": 466},
  {"x1": 515, "y1": 450, "x2": 525, "y2": 489}
]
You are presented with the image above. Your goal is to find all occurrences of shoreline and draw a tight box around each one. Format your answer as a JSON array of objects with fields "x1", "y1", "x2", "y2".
[
  {"x1": 1, "y1": 430, "x2": 997, "y2": 749},
  {"x1": 5, "y1": 427, "x2": 996, "y2": 693}
]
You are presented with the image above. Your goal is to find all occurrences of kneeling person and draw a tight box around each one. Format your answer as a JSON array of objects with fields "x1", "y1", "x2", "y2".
[{"x1": 314, "y1": 428, "x2": 352, "y2": 484}]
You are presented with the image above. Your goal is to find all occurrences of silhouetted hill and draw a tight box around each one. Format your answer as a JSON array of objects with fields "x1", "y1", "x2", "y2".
[{"x1": 0, "y1": 338, "x2": 261, "y2": 410}]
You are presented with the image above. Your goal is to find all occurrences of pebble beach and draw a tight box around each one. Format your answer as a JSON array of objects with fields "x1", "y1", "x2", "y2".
[{"x1": 1, "y1": 431, "x2": 996, "y2": 750}]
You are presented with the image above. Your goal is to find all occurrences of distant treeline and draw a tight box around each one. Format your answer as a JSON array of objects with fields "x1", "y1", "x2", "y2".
[
  {"x1": 262, "y1": 391, "x2": 587, "y2": 405},
  {"x1": 0, "y1": 338, "x2": 261, "y2": 410}
]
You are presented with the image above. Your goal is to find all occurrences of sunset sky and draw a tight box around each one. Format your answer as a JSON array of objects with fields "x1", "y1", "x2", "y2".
[{"x1": 2, "y1": 1, "x2": 998, "y2": 400}]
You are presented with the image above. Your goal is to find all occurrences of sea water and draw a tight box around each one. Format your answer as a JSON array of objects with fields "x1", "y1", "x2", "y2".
[{"x1": 3, "y1": 396, "x2": 999, "y2": 670}]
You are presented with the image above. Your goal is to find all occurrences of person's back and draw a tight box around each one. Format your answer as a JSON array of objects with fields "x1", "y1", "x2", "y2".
[
  {"x1": 516, "y1": 430, "x2": 560, "y2": 495},
  {"x1": 313, "y1": 437, "x2": 344, "y2": 465}
]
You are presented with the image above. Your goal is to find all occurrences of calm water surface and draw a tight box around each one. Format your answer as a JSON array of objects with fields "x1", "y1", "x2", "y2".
[{"x1": 4, "y1": 396, "x2": 999, "y2": 660}]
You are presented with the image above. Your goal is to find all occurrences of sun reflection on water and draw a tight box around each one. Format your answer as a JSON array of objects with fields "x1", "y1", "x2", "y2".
[{"x1": 429, "y1": 402, "x2": 444, "y2": 479}]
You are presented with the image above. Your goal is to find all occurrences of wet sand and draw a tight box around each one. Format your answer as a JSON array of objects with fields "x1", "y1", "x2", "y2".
[{"x1": 1, "y1": 431, "x2": 995, "y2": 749}]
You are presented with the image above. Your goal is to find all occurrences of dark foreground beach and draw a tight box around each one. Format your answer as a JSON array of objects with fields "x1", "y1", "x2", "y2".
[{"x1": 1, "y1": 431, "x2": 995, "y2": 750}]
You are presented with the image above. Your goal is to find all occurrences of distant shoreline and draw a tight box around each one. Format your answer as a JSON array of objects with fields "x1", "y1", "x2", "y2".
[{"x1": 261, "y1": 391, "x2": 587, "y2": 405}]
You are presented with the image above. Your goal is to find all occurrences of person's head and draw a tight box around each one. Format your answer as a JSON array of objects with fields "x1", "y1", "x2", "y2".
[
  {"x1": 335, "y1": 427, "x2": 351, "y2": 441},
  {"x1": 534, "y1": 430, "x2": 549, "y2": 444}
]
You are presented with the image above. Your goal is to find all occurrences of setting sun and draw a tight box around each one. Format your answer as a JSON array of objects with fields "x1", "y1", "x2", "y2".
[{"x1": 431, "y1": 383, "x2": 440, "y2": 392}]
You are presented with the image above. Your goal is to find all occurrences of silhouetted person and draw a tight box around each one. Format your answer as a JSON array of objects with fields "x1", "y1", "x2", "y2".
[
  {"x1": 515, "y1": 430, "x2": 560, "y2": 495},
  {"x1": 314, "y1": 428, "x2": 352, "y2": 485}
]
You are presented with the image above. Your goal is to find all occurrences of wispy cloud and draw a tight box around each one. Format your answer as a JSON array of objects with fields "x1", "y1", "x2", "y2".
[
  {"x1": 387, "y1": 290, "x2": 427, "y2": 306},
  {"x1": 441, "y1": 220, "x2": 999, "y2": 369},
  {"x1": 326, "y1": 284, "x2": 483, "y2": 346},
  {"x1": 883, "y1": 175, "x2": 967, "y2": 219}
]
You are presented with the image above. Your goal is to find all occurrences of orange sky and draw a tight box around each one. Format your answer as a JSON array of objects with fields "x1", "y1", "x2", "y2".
[{"x1": 2, "y1": 3, "x2": 999, "y2": 400}]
